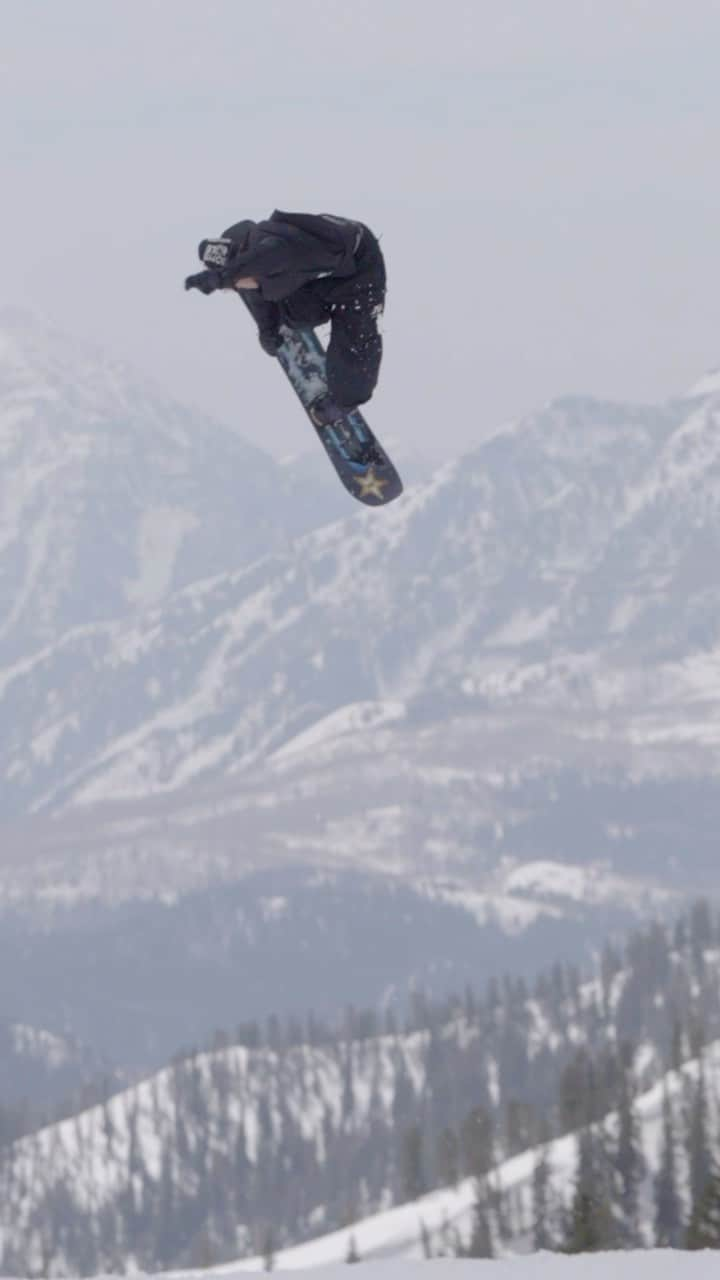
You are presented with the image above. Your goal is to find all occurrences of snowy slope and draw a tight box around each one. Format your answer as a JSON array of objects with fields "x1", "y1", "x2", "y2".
[
  {"x1": 2, "y1": 917, "x2": 719, "y2": 1274},
  {"x1": 161, "y1": 1257, "x2": 720, "y2": 1279},
  {"x1": 0, "y1": 838, "x2": 673, "y2": 1069},
  {"x1": 215, "y1": 1043, "x2": 720, "y2": 1269},
  {"x1": 3, "y1": 349, "x2": 720, "y2": 1071},
  {"x1": 4, "y1": 1037, "x2": 716, "y2": 1273},
  {"x1": 4, "y1": 371, "x2": 720, "y2": 819},
  {"x1": 0, "y1": 307, "x2": 344, "y2": 670},
  {"x1": 0, "y1": 710, "x2": 688, "y2": 909},
  {"x1": 0, "y1": 697, "x2": 691, "y2": 1066}
]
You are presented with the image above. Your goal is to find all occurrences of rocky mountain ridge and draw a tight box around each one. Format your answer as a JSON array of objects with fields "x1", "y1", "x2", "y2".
[
  {"x1": 2, "y1": 311, "x2": 719, "y2": 1075},
  {"x1": 3, "y1": 335, "x2": 720, "y2": 818}
]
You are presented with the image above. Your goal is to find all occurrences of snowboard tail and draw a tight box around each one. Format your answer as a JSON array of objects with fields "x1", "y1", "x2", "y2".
[{"x1": 242, "y1": 301, "x2": 403, "y2": 506}]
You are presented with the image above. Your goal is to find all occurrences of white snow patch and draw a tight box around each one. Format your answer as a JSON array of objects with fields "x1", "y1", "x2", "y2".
[
  {"x1": 486, "y1": 608, "x2": 557, "y2": 647},
  {"x1": 217, "y1": 1256, "x2": 720, "y2": 1278},
  {"x1": 420, "y1": 882, "x2": 556, "y2": 933},
  {"x1": 685, "y1": 366, "x2": 720, "y2": 398},
  {"x1": 124, "y1": 506, "x2": 198, "y2": 608},
  {"x1": 11, "y1": 1023, "x2": 72, "y2": 1069},
  {"x1": 608, "y1": 595, "x2": 644, "y2": 634},
  {"x1": 30, "y1": 716, "x2": 77, "y2": 766},
  {"x1": 501, "y1": 859, "x2": 634, "y2": 906},
  {"x1": 272, "y1": 701, "x2": 406, "y2": 762}
]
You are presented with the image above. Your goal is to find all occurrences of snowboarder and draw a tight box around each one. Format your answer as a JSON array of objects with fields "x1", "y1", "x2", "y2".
[{"x1": 184, "y1": 211, "x2": 386, "y2": 422}]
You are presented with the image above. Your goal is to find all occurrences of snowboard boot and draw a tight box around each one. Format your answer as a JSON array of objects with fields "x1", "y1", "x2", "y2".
[{"x1": 308, "y1": 394, "x2": 384, "y2": 468}]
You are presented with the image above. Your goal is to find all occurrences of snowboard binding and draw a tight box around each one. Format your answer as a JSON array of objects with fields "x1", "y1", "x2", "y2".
[
  {"x1": 308, "y1": 394, "x2": 351, "y2": 429},
  {"x1": 309, "y1": 396, "x2": 384, "y2": 469}
]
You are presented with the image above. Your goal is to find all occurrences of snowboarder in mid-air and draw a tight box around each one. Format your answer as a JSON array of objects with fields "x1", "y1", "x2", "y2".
[{"x1": 184, "y1": 210, "x2": 386, "y2": 424}]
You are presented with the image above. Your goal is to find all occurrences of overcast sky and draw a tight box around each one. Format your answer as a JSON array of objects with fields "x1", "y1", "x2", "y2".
[{"x1": 3, "y1": 0, "x2": 720, "y2": 459}]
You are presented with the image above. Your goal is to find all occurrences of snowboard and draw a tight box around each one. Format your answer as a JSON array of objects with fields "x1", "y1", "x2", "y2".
[{"x1": 243, "y1": 304, "x2": 403, "y2": 507}]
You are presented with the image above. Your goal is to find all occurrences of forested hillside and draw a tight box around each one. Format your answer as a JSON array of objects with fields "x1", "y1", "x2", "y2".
[{"x1": 2, "y1": 903, "x2": 719, "y2": 1273}]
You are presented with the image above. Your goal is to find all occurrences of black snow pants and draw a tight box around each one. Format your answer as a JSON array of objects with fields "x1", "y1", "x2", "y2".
[{"x1": 250, "y1": 226, "x2": 386, "y2": 408}]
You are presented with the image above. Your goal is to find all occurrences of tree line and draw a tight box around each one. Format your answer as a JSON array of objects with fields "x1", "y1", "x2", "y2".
[{"x1": 0, "y1": 900, "x2": 719, "y2": 1273}]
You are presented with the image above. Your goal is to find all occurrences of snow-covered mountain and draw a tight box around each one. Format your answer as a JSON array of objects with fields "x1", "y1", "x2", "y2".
[
  {"x1": 0, "y1": 846, "x2": 660, "y2": 1069},
  {"x1": 3, "y1": 363, "x2": 720, "y2": 817},
  {"x1": 0, "y1": 1016, "x2": 117, "y2": 1117},
  {"x1": 136, "y1": 1257, "x2": 720, "y2": 1279},
  {"x1": 0, "y1": 307, "x2": 349, "y2": 671},
  {"x1": 6, "y1": 1045, "x2": 719, "y2": 1272},
  {"x1": 3, "y1": 319, "x2": 720, "y2": 1064},
  {"x1": 228, "y1": 1045, "x2": 720, "y2": 1268},
  {"x1": 2, "y1": 907, "x2": 718, "y2": 1273},
  {"x1": 0, "y1": 717, "x2": 692, "y2": 1065}
]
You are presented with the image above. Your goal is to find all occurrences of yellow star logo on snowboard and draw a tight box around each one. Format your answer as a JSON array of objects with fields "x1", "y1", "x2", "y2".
[{"x1": 355, "y1": 466, "x2": 389, "y2": 501}]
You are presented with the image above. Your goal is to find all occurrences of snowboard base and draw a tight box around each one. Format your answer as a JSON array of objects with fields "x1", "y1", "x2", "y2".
[{"x1": 243, "y1": 304, "x2": 403, "y2": 506}]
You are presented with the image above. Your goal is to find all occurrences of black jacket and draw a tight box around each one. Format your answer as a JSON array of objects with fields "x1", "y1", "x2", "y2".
[{"x1": 220, "y1": 210, "x2": 363, "y2": 301}]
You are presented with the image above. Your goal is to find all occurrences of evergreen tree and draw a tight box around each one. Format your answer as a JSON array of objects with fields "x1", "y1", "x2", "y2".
[
  {"x1": 464, "y1": 1188, "x2": 493, "y2": 1258},
  {"x1": 689, "y1": 1013, "x2": 706, "y2": 1060},
  {"x1": 383, "y1": 1007, "x2": 397, "y2": 1037},
  {"x1": 654, "y1": 1081, "x2": 683, "y2": 1247},
  {"x1": 189, "y1": 1224, "x2": 216, "y2": 1269},
  {"x1": 345, "y1": 1233, "x2": 360, "y2": 1263},
  {"x1": 564, "y1": 1188, "x2": 614, "y2": 1254},
  {"x1": 262, "y1": 1225, "x2": 275, "y2": 1272},
  {"x1": 532, "y1": 1145, "x2": 552, "y2": 1251},
  {"x1": 673, "y1": 917, "x2": 688, "y2": 951},
  {"x1": 463, "y1": 984, "x2": 477, "y2": 1020},
  {"x1": 559, "y1": 1049, "x2": 596, "y2": 1133},
  {"x1": 690, "y1": 900, "x2": 713, "y2": 965},
  {"x1": 460, "y1": 1105, "x2": 494, "y2": 1180},
  {"x1": 614, "y1": 1063, "x2": 643, "y2": 1245},
  {"x1": 686, "y1": 1167, "x2": 720, "y2": 1249},
  {"x1": 563, "y1": 1130, "x2": 615, "y2": 1253},
  {"x1": 670, "y1": 1017, "x2": 685, "y2": 1072},
  {"x1": 341, "y1": 1047, "x2": 355, "y2": 1124},
  {"x1": 400, "y1": 1126, "x2": 426, "y2": 1201},
  {"x1": 487, "y1": 977, "x2": 501, "y2": 1010},
  {"x1": 435, "y1": 1127, "x2": 460, "y2": 1188},
  {"x1": 505, "y1": 1098, "x2": 536, "y2": 1157},
  {"x1": 688, "y1": 1062, "x2": 712, "y2": 1226},
  {"x1": 600, "y1": 942, "x2": 622, "y2": 1016},
  {"x1": 437, "y1": 1211, "x2": 458, "y2": 1258}
]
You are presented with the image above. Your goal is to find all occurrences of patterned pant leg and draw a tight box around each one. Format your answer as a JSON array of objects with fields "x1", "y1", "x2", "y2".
[{"x1": 326, "y1": 281, "x2": 384, "y2": 407}]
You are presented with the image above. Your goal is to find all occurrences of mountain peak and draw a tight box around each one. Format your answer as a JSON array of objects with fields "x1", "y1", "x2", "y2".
[
  {"x1": 684, "y1": 366, "x2": 720, "y2": 399},
  {"x1": 0, "y1": 305, "x2": 174, "y2": 435},
  {"x1": 0, "y1": 303, "x2": 104, "y2": 368},
  {"x1": 0, "y1": 309, "x2": 341, "y2": 670}
]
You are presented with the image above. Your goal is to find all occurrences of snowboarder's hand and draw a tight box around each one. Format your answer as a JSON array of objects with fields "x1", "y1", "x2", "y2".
[
  {"x1": 258, "y1": 327, "x2": 282, "y2": 356},
  {"x1": 184, "y1": 269, "x2": 223, "y2": 295}
]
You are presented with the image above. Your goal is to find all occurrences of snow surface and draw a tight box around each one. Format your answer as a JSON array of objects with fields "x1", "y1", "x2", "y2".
[
  {"x1": 271, "y1": 701, "x2": 407, "y2": 762},
  {"x1": 163, "y1": 1254, "x2": 718, "y2": 1280},
  {"x1": 209, "y1": 1041, "x2": 720, "y2": 1270},
  {"x1": 8, "y1": 335, "x2": 720, "y2": 827},
  {"x1": 124, "y1": 506, "x2": 199, "y2": 608}
]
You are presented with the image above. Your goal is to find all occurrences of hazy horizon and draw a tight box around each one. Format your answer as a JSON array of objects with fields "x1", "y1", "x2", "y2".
[{"x1": 3, "y1": 0, "x2": 720, "y2": 458}]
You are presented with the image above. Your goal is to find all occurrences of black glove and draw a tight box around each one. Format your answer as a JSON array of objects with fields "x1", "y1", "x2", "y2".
[
  {"x1": 184, "y1": 269, "x2": 223, "y2": 295},
  {"x1": 258, "y1": 326, "x2": 282, "y2": 356}
]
